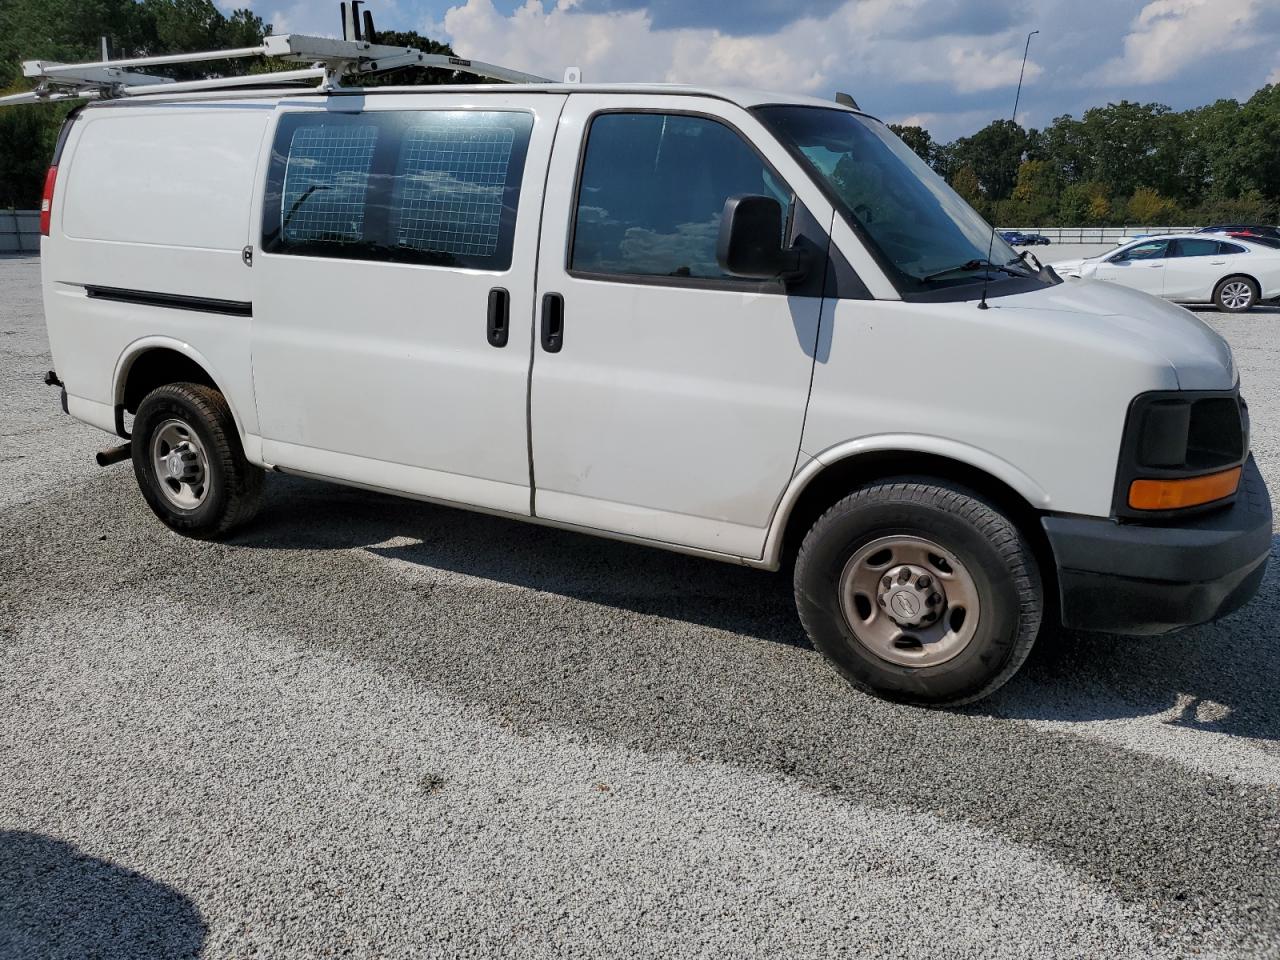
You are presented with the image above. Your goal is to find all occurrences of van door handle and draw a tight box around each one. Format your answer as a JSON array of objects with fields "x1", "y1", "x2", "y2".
[
  {"x1": 541, "y1": 292, "x2": 564, "y2": 353},
  {"x1": 487, "y1": 287, "x2": 509, "y2": 347}
]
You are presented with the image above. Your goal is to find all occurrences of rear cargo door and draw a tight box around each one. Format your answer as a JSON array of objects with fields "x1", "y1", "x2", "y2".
[{"x1": 249, "y1": 93, "x2": 566, "y2": 516}]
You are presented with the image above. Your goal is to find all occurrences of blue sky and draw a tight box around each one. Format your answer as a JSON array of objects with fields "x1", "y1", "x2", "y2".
[{"x1": 230, "y1": 0, "x2": 1280, "y2": 141}]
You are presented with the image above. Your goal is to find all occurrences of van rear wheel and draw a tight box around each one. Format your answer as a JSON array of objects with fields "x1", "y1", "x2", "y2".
[
  {"x1": 794, "y1": 479, "x2": 1042, "y2": 706},
  {"x1": 131, "y1": 382, "x2": 263, "y2": 538}
]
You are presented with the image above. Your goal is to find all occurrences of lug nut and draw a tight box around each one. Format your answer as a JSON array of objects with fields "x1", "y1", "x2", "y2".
[
  {"x1": 927, "y1": 593, "x2": 942, "y2": 606},
  {"x1": 917, "y1": 575, "x2": 932, "y2": 589}
]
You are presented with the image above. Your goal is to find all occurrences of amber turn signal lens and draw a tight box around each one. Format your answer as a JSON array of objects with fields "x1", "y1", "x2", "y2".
[{"x1": 1128, "y1": 466, "x2": 1242, "y2": 511}]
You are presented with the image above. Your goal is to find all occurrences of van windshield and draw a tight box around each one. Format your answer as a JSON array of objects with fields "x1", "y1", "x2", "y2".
[{"x1": 755, "y1": 106, "x2": 1041, "y2": 294}]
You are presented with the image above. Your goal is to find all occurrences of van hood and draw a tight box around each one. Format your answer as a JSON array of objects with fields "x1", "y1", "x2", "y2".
[{"x1": 999, "y1": 277, "x2": 1236, "y2": 390}]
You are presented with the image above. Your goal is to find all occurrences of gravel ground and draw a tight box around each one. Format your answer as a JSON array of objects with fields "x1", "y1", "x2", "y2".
[{"x1": 2, "y1": 253, "x2": 1279, "y2": 959}]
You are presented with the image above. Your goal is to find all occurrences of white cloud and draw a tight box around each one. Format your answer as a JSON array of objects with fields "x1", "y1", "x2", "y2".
[
  {"x1": 1100, "y1": 0, "x2": 1266, "y2": 84},
  {"x1": 263, "y1": 0, "x2": 403, "y2": 38},
  {"x1": 437, "y1": 0, "x2": 1043, "y2": 101}
]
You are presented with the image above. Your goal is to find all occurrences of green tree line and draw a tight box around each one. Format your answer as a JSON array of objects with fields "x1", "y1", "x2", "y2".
[
  {"x1": 0, "y1": 0, "x2": 468, "y2": 208},
  {"x1": 890, "y1": 87, "x2": 1280, "y2": 226}
]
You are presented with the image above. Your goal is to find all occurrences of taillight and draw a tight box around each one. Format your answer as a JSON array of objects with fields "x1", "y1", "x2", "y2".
[{"x1": 40, "y1": 165, "x2": 57, "y2": 236}]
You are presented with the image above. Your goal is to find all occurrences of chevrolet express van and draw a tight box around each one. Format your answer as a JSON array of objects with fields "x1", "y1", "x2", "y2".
[{"x1": 35, "y1": 81, "x2": 1272, "y2": 705}]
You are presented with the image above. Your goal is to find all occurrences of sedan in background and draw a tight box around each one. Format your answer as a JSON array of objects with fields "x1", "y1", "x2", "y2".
[
  {"x1": 1051, "y1": 234, "x2": 1280, "y2": 312},
  {"x1": 1001, "y1": 231, "x2": 1051, "y2": 245}
]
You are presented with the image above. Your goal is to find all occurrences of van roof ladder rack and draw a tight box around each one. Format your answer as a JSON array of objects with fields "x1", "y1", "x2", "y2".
[{"x1": 4, "y1": 1, "x2": 556, "y2": 107}]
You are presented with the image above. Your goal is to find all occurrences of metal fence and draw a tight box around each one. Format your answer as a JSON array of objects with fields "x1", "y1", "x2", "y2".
[
  {"x1": 0, "y1": 210, "x2": 40, "y2": 253},
  {"x1": 997, "y1": 226, "x2": 1198, "y2": 243}
]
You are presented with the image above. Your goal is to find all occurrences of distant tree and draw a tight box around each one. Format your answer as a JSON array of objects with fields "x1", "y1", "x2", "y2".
[
  {"x1": 1126, "y1": 186, "x2": 1177, "y2": 224},
  {"x1": 949, "y1": 165, "x2": 984, "y2": 207},
  {"x1": 1187, "y1": 188, "x2": 1278, "y2": 225},
  {"x1": 1087, "y1": 193, "x2": 1113, "y2": 226},
  {"x1": 1057, "y1": 180, "x2": 1108, "y2": 226},
  {"x1": 1009, "y1": 159, "x2": 1058, "y2": 224},
  {"x1": 359, "y1": 29, "x2": 462, "y2": 86},
  {"x1": 947, "y1": 119, "x2": 1028, "y2": 202}
]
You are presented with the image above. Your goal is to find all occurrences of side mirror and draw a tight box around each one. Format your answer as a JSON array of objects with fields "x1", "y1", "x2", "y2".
[{"x1": 716, "y1": 194, "x2": 807, "y2": 282}]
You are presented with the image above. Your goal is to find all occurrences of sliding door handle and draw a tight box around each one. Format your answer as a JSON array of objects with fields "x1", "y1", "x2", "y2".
[
  {"x1": 541, "y1": 292, "x2": 564, "y2": 353},
  {"x1": 486, "y1": 287, "x2": 509, "y2": 347}
]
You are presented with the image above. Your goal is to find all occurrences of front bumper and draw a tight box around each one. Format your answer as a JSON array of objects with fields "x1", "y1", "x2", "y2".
[{"x1": 1042, "y1": 456, "x2": 1273, "y2": 635}]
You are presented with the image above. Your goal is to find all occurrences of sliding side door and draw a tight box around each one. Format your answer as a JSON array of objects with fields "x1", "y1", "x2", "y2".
[{"x1": 251, "y1": 93, "x2": 565, "y2": 515}]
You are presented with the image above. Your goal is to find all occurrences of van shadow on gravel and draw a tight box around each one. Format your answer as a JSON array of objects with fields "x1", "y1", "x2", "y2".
[
  {"x1": 238, "y1": 475, "x2": 1280, "y2": 743},
  {"x1": 0, "y1": 830, "x2": 206, "y2": 959},
  {"x1": 238, "y1": 473, "x2": 809, "y2": 650}
]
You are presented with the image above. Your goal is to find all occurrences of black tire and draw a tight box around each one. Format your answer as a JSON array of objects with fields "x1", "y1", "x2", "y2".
[
  {"x1": 131, "y1": 382, "x2": 263, "y2": 538},
  {"x1": 1213, "y1": 275, "x2": 1258, "y2": 313},
  {"x1": 794, "y1": 478, "x2": 1042, "y2": 706}
]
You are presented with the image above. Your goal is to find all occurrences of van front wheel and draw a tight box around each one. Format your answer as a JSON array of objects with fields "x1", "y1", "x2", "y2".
[
  {"x1": 794, "y1": 479, "x2": 1042, "y2": 706},
  {"x1": 131, "y1": 382, "x2": 263, "y2": 539}
]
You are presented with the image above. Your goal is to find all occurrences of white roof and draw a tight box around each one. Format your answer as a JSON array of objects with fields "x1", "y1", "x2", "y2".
[{"x1": 80, "y1": 80, "x2": 872, "y2": 117}]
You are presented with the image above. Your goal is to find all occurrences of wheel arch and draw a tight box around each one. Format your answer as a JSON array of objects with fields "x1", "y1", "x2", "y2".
[
  {"x1": 763, "y1": 438, "x2": 1055, "y2": 580},
  {"x1": 113, "y1": 338, "x2": 248, "y2": 441},
  {"x1": 1216, "y1": 272, "x2": 1262, "y2": 300}
]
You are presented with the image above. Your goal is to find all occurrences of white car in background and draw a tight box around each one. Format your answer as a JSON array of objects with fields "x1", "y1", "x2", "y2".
[{"x1": 1052, "y1": 235, "x2": 1280, "y2": 312}]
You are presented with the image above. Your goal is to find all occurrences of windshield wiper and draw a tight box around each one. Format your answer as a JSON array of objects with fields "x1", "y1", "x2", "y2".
[
  {"x1": 921, "y1": 259, "x2": 1030, "y2": 284},
  {"x1": 921, "y1": 259, "x2": 984, "y2": 282}
]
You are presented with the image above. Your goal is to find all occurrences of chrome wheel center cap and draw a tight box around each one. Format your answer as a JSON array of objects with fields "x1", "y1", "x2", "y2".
[
  {"x1": 878, "y1": 564, "x2": 944, "y2": 628},
  {"x1": 166, "y1": 447, "x2": 201, "y2": 482}
]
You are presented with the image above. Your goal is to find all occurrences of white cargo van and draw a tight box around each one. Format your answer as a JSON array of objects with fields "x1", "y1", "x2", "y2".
[{"x1": 26, "y1": 50, "x2": 1272, "y2": 705}]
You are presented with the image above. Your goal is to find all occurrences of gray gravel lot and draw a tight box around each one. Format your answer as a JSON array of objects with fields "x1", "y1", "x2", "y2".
[{"x1": 2, "y1": 253, "x2": 1279, "y2": 958}]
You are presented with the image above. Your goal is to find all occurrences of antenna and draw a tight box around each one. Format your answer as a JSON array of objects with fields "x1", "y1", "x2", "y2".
[{"x1": 978, "y1": 28, "x2": 1038, "y2": 311}]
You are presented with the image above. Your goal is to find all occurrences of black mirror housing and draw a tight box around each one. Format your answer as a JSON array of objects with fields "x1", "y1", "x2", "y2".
[{"x1": 716, "y1": 194, "x2": 807, "y2": 282}]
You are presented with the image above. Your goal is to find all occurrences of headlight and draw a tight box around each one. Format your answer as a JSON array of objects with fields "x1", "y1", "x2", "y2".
[{"x1": 1113, "y1": 390, "x2": 1249, "y2": 519}]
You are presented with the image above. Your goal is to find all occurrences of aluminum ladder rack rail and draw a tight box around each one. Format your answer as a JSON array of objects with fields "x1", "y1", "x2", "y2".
[{"x1": 10, "y1": 32, "x2": 555, "y2": 106}]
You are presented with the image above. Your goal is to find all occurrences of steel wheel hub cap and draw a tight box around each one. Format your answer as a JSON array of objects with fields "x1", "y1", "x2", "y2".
[
  {"x1": 151, "y1": 419, "x2": 209, "y2": 509},
  {"x1": 839, "y1": 535, "x2": 981, "y2": 668},
  {"x1": 879, "y1": 564, "x2": 943, "y2": 628}
]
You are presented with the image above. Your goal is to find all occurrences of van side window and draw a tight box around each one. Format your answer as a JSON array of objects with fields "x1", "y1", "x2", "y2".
[
  {"x1": 262, "y1": 111, "x2": 534, "y2": 270},
  {"x1": 281, "y1": 124, "x2": 378, "y2": 245},
  {"x1": 569, "y1": 112, "x2": 792, "y2": 282}
]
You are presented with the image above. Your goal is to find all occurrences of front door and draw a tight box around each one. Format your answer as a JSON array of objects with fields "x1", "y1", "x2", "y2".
[
  {"x1": 1094, "y1": 238, "x2": 1168, "y2": 297},
  {"x1": 528, "y1": 96, "x2": 832, "y2": 558},
  {"x1": 251, "y1": 94, "x2": 564, "y2": 515}
]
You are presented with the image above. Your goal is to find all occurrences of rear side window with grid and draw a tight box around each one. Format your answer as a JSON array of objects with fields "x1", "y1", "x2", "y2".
[
  {"x1": 393, "y1": 117, "x2": 516, "y2": 259},
  {"x1": 262, "y1": 110, "x2": 534, "y2": 270},
  {"x1": 280, "y1": 124, "x2": 377, "y2": 245}
]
